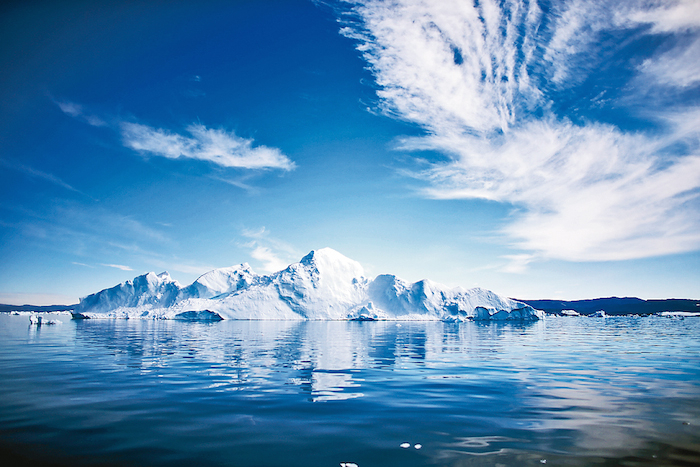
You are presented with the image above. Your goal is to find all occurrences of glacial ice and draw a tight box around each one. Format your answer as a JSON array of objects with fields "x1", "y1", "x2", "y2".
[
  {"x1": 72, "y1": 248, "x2": 544, "y2": 321},
  {"x1": 29, "y1": 314, "x2": 62, "y2": 325}
]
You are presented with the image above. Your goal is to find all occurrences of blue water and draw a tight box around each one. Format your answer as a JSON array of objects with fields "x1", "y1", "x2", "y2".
[{"x1": 1, "y1": 314, "x2": 699, "y2": 466}]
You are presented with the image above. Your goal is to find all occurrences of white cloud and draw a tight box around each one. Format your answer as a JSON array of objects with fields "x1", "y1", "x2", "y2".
[
  {"x1": 55, "y1": 99, "x2": 293, "y2": 172},
  {"x1": 0, "y1": 159, "x2": 84, "y2": 194},
  {"x1": 639, "y1": 36, "x2": 700, "y2": 88},
  {"x1": 101, "y1": 263, "x2": 133, "y2": 271},
  {"x1": 249, "y1": 246, "x2": 289, "y2": 273},
  {"x1": 501, "y1": 254, "x2": 535, "y2": 274},
  {"x1": 622, "y1": 1, "x2": 700, "y2": 89},
  {"x1": 57, "y1": 101, "x2": 82, "y2": 117},
  {"x1": 121, "y1": 122, "x2": 295, "y2": 171},
  {"x1": 240, "y1": 227, "x2": 299, "y2": 273},
  {"x1": 625, "y1": 0, "x2": 700, "y2": 33},
  {"x1": 55, "y1": 100, "x2": 106, "y2": 126},
  {"x1": 341, "y1": 0, "x2": 700, "y2": 264},
  {"x1": 209, "y1": 174, "x2": 260, "y2": 194}
]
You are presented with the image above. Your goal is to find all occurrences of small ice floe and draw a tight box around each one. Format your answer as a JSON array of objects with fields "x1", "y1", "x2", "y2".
[
  {"x1": 540, "y1": 460, "x2": 547, "y2": 464},
  {"x1": 340, "y1": 463, "x2": 358, "y2": 467},
  {"x1": 660, "y1": 312, "x2": 700, "y2": 318},
  {"x1": 414, "y1": 444, "x2": 422, "y2": 450},
  {"x1": 590, "y1": 310, "x2": 606, "y2": 318},
  {"x1": 29, "y1": 315, "x2": 61, "y2": 326},
  {"x1": 560, "y1": 309, "x2": 580, "y2": 316}
]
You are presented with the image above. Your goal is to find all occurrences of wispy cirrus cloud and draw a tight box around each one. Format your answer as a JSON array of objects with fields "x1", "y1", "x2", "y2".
[
  {"x1": 0, "y1": 158, "x2": 84, "y2": 194},
  {"x1": 339, "y1": 0, "x2": 700, "y2": 264},
  {"x1": 55, "y1": 100, "x2": 295, "y2": 172},
  {"x1": 625, "y1": 0, "x2": 700, "y2": 33},
  {"x1": 637, "y1": 37, "x2": 700, "y2": 89},
  {"x1": 240, "y1": 227, "x2": 299, "y2": 273},
  {"x1": 121, "y1": 122, "x2": 295, "y2": 171},
  {"x1": 102, "y1": 263, "x2": 133, "y2": 271},
  {"x1": 55, "y1": 100, "x2": 107, "y2": 127}
]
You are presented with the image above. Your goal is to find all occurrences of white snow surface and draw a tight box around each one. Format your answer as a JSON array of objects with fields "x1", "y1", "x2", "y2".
[{"x1": 73, "y1": 248, "x2": 543, "y2": 321}]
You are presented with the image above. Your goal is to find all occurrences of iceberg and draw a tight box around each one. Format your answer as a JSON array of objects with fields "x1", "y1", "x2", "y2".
[
  {"x1": 73, "y1": 248, "x2": 543, "y2": 321},
  {"x1": 560, "y1": 309, "x2": 580, "y2": 316},
  {"x1": 29, "y1": 314, "x2": 62, "y2": 325}
]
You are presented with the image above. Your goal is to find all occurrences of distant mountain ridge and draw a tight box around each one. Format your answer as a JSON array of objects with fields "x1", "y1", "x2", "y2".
[
  {"x1": 0, "y1": 304, "x2": 77, "y2": 312},
  {"x1": 516, "y1": 298, "x2": 700, "y2": 316},
  {"x1": 70, "y1": 248, "x2": 542, "y2": 321}
]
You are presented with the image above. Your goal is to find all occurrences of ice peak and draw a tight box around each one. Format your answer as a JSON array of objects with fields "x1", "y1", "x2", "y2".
[
  {"x1": 298, "y1": 248, "x2": 364, "y2": 278},
  {"x1": 74, "y1": 248, "x2": 543, "y2": 321}
]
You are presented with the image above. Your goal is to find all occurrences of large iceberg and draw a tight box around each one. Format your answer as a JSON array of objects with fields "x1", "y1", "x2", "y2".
[{"x1": 73, "y1": 248, "x2": 543, "y2": 321}]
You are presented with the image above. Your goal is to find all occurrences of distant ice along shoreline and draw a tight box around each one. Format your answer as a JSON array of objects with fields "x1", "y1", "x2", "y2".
[{"x1": 71, "y1": 248, "x2": 543, "y2": 322}]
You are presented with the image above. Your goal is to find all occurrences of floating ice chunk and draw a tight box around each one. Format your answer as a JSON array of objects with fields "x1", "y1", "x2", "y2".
[
  {"x1": 28, "y1": 315, "x2": 61, "y2": 325},
  {"x1": 414, "y1": 444, "x2": 422, "y2": 449},
  {"x1": 340, "y1": 463, "x2": 358, "y2": 467},
  {"x1": 590, "y1": 310, "x2": 606, "y2": 318},
  {"x1": 73, "y1": 248, "x2": 544, "y2": 321},
  {"x1": 540, "y1": 460, "x2": 547, "y2": 464},
  {"x1": 400, "y1": 443, "x2": 410, "y2": 448},
  {"x1": 660, "y1": 311, "x2": 700, "y2": 317}
]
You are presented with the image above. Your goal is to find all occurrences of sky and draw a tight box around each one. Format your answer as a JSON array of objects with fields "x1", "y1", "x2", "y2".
[{"x1": 1, "y1": 0, "x2": 699, "y2": 305}]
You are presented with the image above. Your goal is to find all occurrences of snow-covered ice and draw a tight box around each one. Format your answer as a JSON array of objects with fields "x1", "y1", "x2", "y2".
[
  {"x1": 561, "y1": 310, "x2": 580, "y2": 316},
  {"x1": 28, "y1": 314, "x2": 62, "y2": 325},
  {"x1": 658, "y1": 311, "x2": 700, "y2": 318},
  {"x1": 72, "y1": 248, "x2": 544, "y2": 321}
]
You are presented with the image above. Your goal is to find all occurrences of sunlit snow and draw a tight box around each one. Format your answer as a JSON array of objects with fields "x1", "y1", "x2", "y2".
[{"x1": 73, "y1": 248, "x2": 543, "y2": 321}]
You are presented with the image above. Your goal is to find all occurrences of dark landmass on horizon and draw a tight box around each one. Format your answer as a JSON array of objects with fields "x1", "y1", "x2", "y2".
[
  {"x1": 2, "y1": 297, "x2": 699, "y2": 316},
  {"x1": 516, "y1": 298, "x2": 700, "y2": 316},
  {"x1": 0, "y1": 304, "x2": 77, "y2": 312}
]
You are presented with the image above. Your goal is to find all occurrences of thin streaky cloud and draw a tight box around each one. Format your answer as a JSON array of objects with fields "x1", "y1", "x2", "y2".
[
  {"x1": 249, "y1": 246, "x2": 288, "y2": 273},
  {"x1": 501, "y1": 254, "x2": 536, "y2": 274},
  {"x1": 121, "y1": 122, "x2": 295, "y2": 171},
  {"x1": 57, "y1": 101, "x2": 82, "y2": 117},
  {"x1": 624, "y1": 0, "x2": 700, "y2": 33},
  {"x1": 340, "y1": 0, "x2": 700, "y2": 264},
  {"x1": 102, "y1": 263, "x2": 133, "y2": 271},
  {"x1": 241, "y1": 227, "x2": 300, "y2": 273},
  {"x1": 55, "y1": 99, "x2": 291, "y2": 172},
  {"x1": 0, "y1": 158, "x2": 83, "y2": 194},
  {"x1": 209, "y1": 175, "x2": 260, "y2": 194},
  {"x1": 55, "y1": 99, "x2": 107, "y2": 127}
]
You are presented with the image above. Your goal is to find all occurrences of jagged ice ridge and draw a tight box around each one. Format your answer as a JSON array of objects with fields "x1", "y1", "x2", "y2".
[{"x1": 73, "y1": 248, "x2": 543, "y2": 321}]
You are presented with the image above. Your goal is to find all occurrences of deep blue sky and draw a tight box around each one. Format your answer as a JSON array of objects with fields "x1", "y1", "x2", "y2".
[{"x1": 1, "y1": 0, "x2": 699, "y2": 305}]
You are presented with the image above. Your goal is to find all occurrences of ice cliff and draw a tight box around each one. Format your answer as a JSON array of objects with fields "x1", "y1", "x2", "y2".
[{"x1": 73, "y1": 248, "x2": 543, "y2": 321}]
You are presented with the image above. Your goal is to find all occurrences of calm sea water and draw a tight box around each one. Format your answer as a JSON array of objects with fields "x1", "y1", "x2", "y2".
[{"x1": 0, "y1": 313, "x2": 699, "y2": 467}]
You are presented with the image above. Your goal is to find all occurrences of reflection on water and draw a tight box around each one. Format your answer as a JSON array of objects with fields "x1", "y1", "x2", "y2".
[{"x1": 0, "y1": 314, "x2": 699, "y2": 466}]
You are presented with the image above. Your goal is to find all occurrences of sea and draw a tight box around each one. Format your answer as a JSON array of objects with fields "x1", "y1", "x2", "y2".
[{"x1": 0, "y1": 313, "x2": 699, "y2": 467}]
